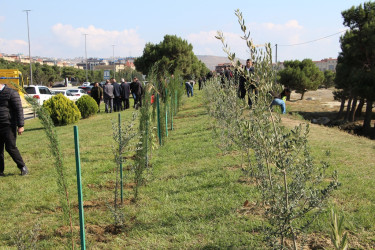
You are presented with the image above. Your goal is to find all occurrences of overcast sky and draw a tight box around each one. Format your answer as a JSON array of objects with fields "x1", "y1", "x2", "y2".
[{"x1": 0, "y1": 0, "x2": 365, "y2": 62}]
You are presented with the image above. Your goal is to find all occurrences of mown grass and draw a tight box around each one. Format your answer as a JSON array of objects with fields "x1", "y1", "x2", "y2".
[{"x1": 0, "y1": 87, "x2": 374, "y2": 249}]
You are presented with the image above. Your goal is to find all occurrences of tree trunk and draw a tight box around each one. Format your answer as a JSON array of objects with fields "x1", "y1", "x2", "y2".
[
  {"x1": 363, "y1": 99, "x2": 373, "y2": 132},
  {"x1": 355, "y1": 99, "x2": 365, "y2": 118},
  {"x1": 349, "y1": 97, "x2": 358, "y2": 122},
  {"x1": 336, "y1": 97, "x2": 346, "y2": 120},
  {"x1": 344, "y1": 97, "x2": 352, "y2": 122}
]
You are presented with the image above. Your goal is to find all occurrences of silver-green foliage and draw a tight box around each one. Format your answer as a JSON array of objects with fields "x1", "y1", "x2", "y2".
[
  {"x1": 205, "y1": 9, "x2": 339, "y2": 249},
  {"x1": 109, "y1": 112, "x2": 138, "y2": 228},
  {"x1": 11, "y1": 222, "x2": 40, "y2": 250},
  {"x1": 111, "y1": 112, "x2": 138, "y2": 199}
]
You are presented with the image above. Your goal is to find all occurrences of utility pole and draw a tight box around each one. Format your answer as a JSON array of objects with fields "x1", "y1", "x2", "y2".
[
  {"x1": 23, "y1": 10, "x2": 32, "y2": 85},
  {"x1": 275, "y1": 44, "x2": 278, "y2": 65},
  {"x1": 83, "y1": 34, "x2": 88, "y2": 82},
  {"x1": 112, "y1": 45, "x2": 116, "y2": 79}
]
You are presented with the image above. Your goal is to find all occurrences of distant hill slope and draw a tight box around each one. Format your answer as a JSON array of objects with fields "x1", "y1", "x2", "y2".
[{"x1": 197, "y1": 55, "x2": 246, "y2": 71}]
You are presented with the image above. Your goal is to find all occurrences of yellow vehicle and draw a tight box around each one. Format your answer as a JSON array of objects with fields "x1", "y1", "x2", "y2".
[
  {"x1": 0, "y1": 69, "x2": 28, "y2": 106},
  {"x1": 0, "y1": 69, "x2": 24, "y2": 91}
]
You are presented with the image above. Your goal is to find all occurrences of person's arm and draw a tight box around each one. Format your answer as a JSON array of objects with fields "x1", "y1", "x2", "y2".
[{"x1": 10, "y1": 90, "x2": 24, "y2": 135}]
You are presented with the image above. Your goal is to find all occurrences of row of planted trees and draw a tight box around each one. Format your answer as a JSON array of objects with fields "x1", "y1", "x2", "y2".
[
  {"x1": 207, "y1": 10, "x2": 341, "y2": 249},
  {"x1": 20, "y1": 66, "x2": 185, "y2": 248}
]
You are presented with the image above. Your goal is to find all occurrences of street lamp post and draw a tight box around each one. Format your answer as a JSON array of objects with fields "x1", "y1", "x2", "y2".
[
  {"x1": 23, "y1": 10, "x2": 32, "y2": 85},
  {"x1": 84, "y1": 34, "x2": 88, "y2": 82},
  {"x1": 112, "y1": 45, "x2": 116, "y2": 79}
]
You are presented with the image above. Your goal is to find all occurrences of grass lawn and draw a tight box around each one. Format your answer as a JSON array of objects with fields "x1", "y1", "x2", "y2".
[{"x1": 0, "y1": 87, "x2": 374, "y2": 249}]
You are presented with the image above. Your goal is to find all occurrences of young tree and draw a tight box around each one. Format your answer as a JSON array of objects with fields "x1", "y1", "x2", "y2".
[{"x1": 279, "y1": 59, "x2": 324, "y2": 99}]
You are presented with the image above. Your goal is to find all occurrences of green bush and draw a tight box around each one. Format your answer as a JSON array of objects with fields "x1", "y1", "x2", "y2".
[
  {"x1": 76, "y1": 95, "x2": 98, "y2": 118},
  {"x1": 43, "y1": 94, "x2": 81, "y2": 126}
]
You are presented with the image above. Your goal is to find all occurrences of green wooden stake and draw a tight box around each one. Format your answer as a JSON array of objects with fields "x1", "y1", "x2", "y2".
[
  {"x1": 175, "y1": 90, "x2": 178, "y2": 115},
  {"x1": 73, "y1": 126, "x2": 86, "y2": 250},
  {"x1": 165, "y1": 89, "x2": 168, "y2": 137},
  {"x1": 119, "y1": 113, "x2": 123, "y2": 204},
  {"x1": 156, "y1": 94, "x2": 161, "y2": 146},
  {"x1": 145, "y1": 119, "x2": 149, "y2": 168},
  {"x1": 171, "y1": 94, "x2": 174, "y2": 130}
]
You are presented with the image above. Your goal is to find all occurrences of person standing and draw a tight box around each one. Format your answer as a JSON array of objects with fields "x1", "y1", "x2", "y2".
[
  {"x1": 103, "y1": 79, "x2": 114, "y2": 113},
  {"x1": 130, "y1": 77, "x2": 138, "y2": 108},
  {"x1": 90, "y1": 82, "x2": 103, "y2": 112},
  {"x1": 0, "y1": 83, "x2": 28, "y2": 176},
  {"x1": 134, "y1": 77, "x2": 143, "y2": 109},
  {"x1": 120, "y1": 78, "x2": 130, "y2": 110},
  {"x1": 239, "y1": 59, "x2": 257, "y2": 108},
  {"x1": 111, "y1": 78, "x2": 121, "y2": 112}
]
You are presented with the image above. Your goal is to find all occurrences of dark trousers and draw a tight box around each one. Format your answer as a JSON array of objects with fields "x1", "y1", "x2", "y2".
[
  {"x1": 114, "y1": 96, "x2": 122, "y2": 112},
  {"x1": 121, "y1": 98, "x2": 129, "y2": 110},
  {"x1": 135, "y1": 95, "x2": 142, "y2": 109},
  {"x1": 0, "y1": 125, "x2": 25, "y2": 173},
  {"x1": 94, "y1": 98, "x2": 101, "y2": 111}
]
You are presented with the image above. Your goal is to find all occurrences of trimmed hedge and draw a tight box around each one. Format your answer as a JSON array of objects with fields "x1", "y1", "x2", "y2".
[
  {"x1": 76, "y1": 95, "x2": 98, "y2": 118},
  {"x1": 43, "y1": 94, "x2": 81, "y2": 126}
]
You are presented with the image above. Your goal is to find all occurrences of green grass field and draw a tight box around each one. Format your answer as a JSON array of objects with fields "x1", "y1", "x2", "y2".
[{"x1": 1, "y1": 88, "x2": 374, "y2": 249}]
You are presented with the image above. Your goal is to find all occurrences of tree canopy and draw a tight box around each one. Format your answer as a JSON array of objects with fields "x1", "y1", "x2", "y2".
[
  {"x1": 336, "y1": 1, "x2": 375, "y2": 131},
  {"x1": 278, "y1": 59, "x2": 323, "y2": 99},
  {"x1": 134, "y1": 35, "x2": 209, "y2": 79}
]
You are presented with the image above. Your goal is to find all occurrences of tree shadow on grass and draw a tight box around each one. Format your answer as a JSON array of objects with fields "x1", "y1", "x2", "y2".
[{"x1": 25, "y1": 127, "x2": 44, "y2": 132}]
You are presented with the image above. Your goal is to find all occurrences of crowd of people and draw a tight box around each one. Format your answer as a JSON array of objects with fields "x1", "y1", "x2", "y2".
[
  {"x1": 216, "y1": 59, "x2": 290, "y2": 114},
  {"x1": 91, "y1": 77, "x2": 144, "y2": 113}
]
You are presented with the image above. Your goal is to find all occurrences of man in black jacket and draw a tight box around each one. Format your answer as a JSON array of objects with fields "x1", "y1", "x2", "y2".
[
  {"x1": 239, "y1": 59, "x2": 258, "y2": 108},
  {"x1": 120, "y1": 78, "x2": 130, "y2": 110},
  {"x1": 111, "y1": 78, "x2": 121, "y2": 112},
  {"x1": 0, "y1": 83, "x2": 28, "y2": 176}
]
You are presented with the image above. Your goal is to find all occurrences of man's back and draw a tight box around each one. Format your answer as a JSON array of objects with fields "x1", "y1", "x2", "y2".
[
  {"x1": 112, "y1": 82, "x2": 121, "y2": 97},
  {"x1": 103, "y1": 84, "x2": 114, "y2": 98}
]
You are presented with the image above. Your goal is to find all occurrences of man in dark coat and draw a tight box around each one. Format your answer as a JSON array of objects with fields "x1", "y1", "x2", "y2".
[
  {"x1": 0, "y1": 83, "x2": 28, "y2": 176},
  {"x1": 130, "y1": 77, "x2": 138, "y2": 108},
  {"x1": 239, "y1": 59, "x2": 258, "y2": 108},
  {"x1": 90, "y1": 82, "x2": 103, "y2": 112},
  {"x1": 111, "y1": 78, "x2": 121, "y2": 112},
  {"x1": 120, "y1": 78, "x2": 130, "y2": 110},
  {"x1": 134, "y1": 78, "x2": 143, "y2": 109}
]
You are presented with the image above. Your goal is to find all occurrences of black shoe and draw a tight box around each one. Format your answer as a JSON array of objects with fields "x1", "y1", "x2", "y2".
[
  {"x1": 20, "y1": 166, "x2": 29, "y2": 176},
  {"x1": 0, "y1": 172, "x2": 4, "y2": 177}
]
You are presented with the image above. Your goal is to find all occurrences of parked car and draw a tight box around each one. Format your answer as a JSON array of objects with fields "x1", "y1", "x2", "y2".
[
  {"x1": 52, "y1": 83, "x2": 65, "y2": 88},
  {"x1": 24, "y1": 85, "x2": 53, "y2": 105},
  {"x1": 67, "y1": 88, "x2": 87, "y2": 98},
  {"x1": 52, "y1": 89, "x2": 80, "y2": 101},
  {"x1": 100, "y1": 81, "x2": 106, "y2": 88},
  {"x1": 78, "y1": 85, "x2": 93, "y2": 96},
  {"x1": 82, "y1": 82, "x2": 91, "y2": 87}
]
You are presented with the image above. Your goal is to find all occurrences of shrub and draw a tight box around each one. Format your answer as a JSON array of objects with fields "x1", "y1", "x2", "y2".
[
  {"x1": 43, "y1": 94, "x2": 81, "y2": 126},
  {"x1": 76, "y1": 95, "x2": 98, "y2": 118}
]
